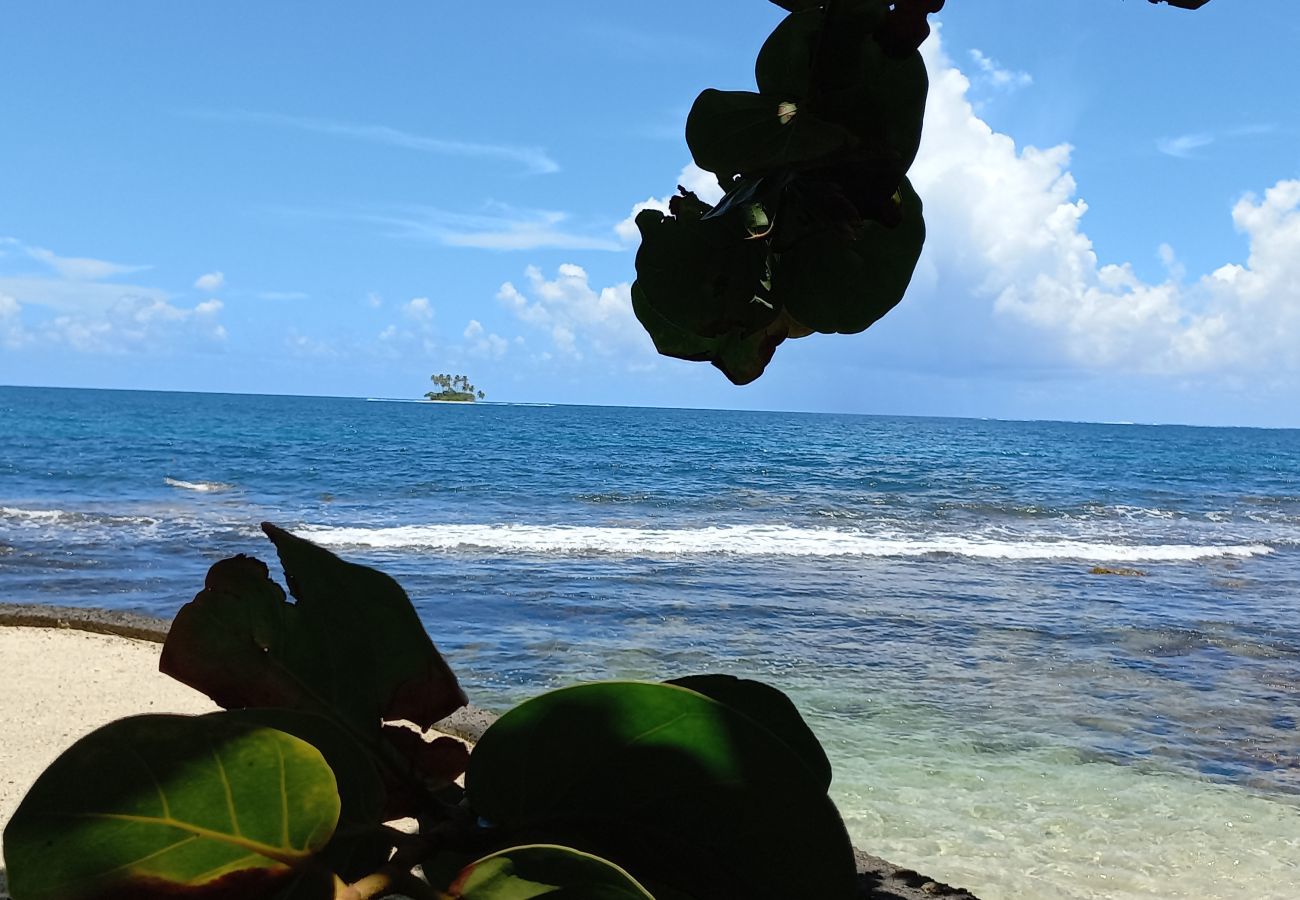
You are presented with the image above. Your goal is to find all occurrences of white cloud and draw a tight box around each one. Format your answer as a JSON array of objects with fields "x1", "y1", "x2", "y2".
[
  {"x1": 968, "y1": 49, "x2": 1032, "y2": 91},
  {"x1": 366, "y1": 292, "x2": 383, "y2": 308},
  {"x1": 194, "y1": 271, "x2": 225, "y2": 292},
  {"x1": 497, "y1": 264, "x2": 650, "y2": 362},
  {"x1": 463, "y1": 319, "x2": 509, "y2": 358},
  {"x1": 907, "y1": 29, "x2": 1300, "y2": 377},
  {"x1": 187, "y1": 109, "x2": 560, "y2": 175},
  {"x1": 0, "y1": 293, "x2": 31, "y2": 348},
  {"x1": 404, "y1": 297, "x2": 434, "y2": 321},
  {"x1": 17, "y1": 243, "x2": 148, "y2": 281},
  {"x1": 0, "y1": 240, "x2": 224, "y2": 353},
  {"x1": 40, "y1": 295, "x2": 227, "y2": 353}
]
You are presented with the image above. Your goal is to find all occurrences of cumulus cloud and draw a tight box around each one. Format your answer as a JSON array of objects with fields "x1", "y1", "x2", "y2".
[
  {"x1": 497, "y1": 264, "x2": 650, "y2": 362},
  {"x1": 0, "y1": 293, "x2": 31, "y2": 348},
  {"x1": 404, "y1": 297, "x2": 434, "y2": 321},
  {"x1": 194, "y1": 271, "x2": 225, "y2": 292},
  {"x1": 0, "y1": 239, "x2": 224, "y2": 353},
  {"x1": 899, "y1": 29, "x2": 1300, "y2": 377},
  {"x1": 463, "y1": 319, "x2": 510, "y2": 358}
]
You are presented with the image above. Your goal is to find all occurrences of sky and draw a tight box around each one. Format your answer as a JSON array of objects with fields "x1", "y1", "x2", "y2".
[{"x1": 1, "y1": 0, "x2": 1298, "y2": 426}]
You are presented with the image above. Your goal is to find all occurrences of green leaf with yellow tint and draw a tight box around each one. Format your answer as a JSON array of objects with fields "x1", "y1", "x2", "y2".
[
  {"x1": 445, "y1": 845, "x2": 655, "y2": 899},
  {"x1": 2, "y1": 713, "x2": 339, "y2": 900}
]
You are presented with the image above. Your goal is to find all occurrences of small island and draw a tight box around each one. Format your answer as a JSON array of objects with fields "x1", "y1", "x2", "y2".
[{"x1": 425, "y1": 373, "x2": 485, "y2": 403}]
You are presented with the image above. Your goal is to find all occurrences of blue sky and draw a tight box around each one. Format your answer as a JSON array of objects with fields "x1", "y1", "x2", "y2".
[{"x1": 2, "y1": 1, "x2": 1298, "y2": 426}]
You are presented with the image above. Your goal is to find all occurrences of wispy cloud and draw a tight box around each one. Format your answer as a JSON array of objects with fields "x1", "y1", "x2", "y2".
[
  {"x1": 1157, "y1": 123, "x2": 1278, "y2": 159},
  {"x1": 0, "y1": 237, "x2": 149, "y2": 281},
  {"x1": 363, "y1": 204, "x2": 624, "y2": 252},
  {"x1": 1157, "y1": 132, "x2": 1215, "y2": 159},
  {"x1": 187, "y1": 109, "x2": 560, "y2": 175},
  {"x1": 968, "y1": 49, "x2": 1032, "y2": 91}
]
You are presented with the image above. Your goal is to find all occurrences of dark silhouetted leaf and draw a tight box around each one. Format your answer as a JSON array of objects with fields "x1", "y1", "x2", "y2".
[
  {"x1": 444, "y1": 845, "x2": 655, "y2": 899},
  {"x1": 666, "y1": 674, "x2": 832, "y2": 790},
  {"x1": 768, "y1": 0, "x2": 823, "y2": 12},
  {"x1": 261, "y1": 522, "x2": 465, "y2": 728},
  {"x1": 160, "y1": 525, "x2": 465, "y2": 735},
  {"x1": 465, "y1": 682, "x2": 856, "y2": 900},
  {"x1": 2, "y1": 714, "x2": 338, "y2": 900},
  {"x1": 686, "y1": 89, "x2": 855, "y2": 179},
  {"x1": 774, "y1": 176, "x2": 925, "y2": 334}
]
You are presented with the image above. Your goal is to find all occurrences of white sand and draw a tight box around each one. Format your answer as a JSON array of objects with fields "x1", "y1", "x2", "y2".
[{"x1": 0, "y1": 625, "x2": 218, "y2": 883}]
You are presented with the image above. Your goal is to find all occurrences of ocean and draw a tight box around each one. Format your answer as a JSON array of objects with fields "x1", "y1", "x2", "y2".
[{"x1": 1, "y1": 385, "x2": 1297, "y2": 898}]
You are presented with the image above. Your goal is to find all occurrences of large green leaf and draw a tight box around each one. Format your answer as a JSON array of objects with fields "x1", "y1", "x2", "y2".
[
  {"x1": 160, "y1": 524, "x2": 465, "y2": 734},
  {"x1": 444, "y1": 845, "x2": 655, "y2": 899},
  {"x1": 666, "y1": 675, "x2": 831, "y2": 791},
  {"x1": 465, "y1": 682, "x2": 857, "y2": 900},
  {"x1": 773, "y1": 176, "x2": 925, "y2": 334},
  {"x1": 686, "y1": 89, "x2": 855, "y2": 179},
  {"x1": 2, "y1": 714, "x2": 339, "y2": 900}
]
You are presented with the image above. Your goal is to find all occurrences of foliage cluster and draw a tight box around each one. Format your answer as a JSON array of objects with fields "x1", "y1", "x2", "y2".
[
  {"x1": 427, "y1": 374, "x2": 484, "y2": 402},
  {"x1": 631, "y1": 0, "x2": 941, "y2": 384},
  {"x1": 3, "y1": 525, "x2": 858, "y2": 899}
]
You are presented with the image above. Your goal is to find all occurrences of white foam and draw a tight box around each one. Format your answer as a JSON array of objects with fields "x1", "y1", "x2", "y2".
[
  {"x1": 0, "y1": 506, "x2": 159, "y2": 527},
  {"x1": 0, "y1": 506, "x2": 67, "y2": 523},
  {"x1": 163, "y1": 477, "x2": 232, "y2": 493},
  {"x1": 297, "y1": 523, "x2": 1273, "y2": 562}
]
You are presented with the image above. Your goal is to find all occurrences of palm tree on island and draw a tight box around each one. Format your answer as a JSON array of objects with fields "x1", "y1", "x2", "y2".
[{"x1": 425, "y1": 373, "x2": 485, "y2": 402}]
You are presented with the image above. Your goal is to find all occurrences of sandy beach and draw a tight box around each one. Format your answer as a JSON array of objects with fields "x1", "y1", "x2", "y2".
[{"x1": 0, "y1": 622, "x2": 217, "y2": 900}]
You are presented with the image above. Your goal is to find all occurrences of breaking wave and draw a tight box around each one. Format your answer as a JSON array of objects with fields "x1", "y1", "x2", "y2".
[{"x1": 297, "y1": 522, "x2": 1273, "y2": 562}]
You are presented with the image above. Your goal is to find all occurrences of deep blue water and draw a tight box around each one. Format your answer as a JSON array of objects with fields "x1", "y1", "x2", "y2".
[{"x1": 3, "y1": 386, "x2": 1298, "y2": 896}]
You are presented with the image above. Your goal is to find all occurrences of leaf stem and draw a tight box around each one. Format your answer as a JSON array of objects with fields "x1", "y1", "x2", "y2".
[{"x1": 340, "y1": 866, "x2": 447, "y2": 900}]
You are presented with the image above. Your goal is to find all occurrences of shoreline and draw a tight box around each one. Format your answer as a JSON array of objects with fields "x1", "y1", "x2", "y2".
[{"x1": 0, "y1": 603, "x2": 977, "y2": 900}]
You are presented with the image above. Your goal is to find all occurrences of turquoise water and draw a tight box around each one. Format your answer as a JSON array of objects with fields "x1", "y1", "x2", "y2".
[{"x1": 2, "y1": 386, "x2": 1298, "y2": 897}]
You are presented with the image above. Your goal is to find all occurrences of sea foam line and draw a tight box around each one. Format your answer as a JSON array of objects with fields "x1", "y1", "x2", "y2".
[
  {"x1": 163, "y1": 477, "x2": 233, "y2": 493},
  {"x1": 297, "y1": 523, "x2": 1273, "y2": 562}
]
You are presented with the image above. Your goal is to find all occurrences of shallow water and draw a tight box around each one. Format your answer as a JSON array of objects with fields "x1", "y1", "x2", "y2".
[{"x1": 2, "y1": 386, "x2": 1298, "y2": 897}]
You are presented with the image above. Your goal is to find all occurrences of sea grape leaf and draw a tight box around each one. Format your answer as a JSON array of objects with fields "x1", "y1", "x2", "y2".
[
  {"x1": 444, "y1": 845, "x2": 655, "y2": 899},
  {"x1": 220, "y1": 708, "x2": 389, "y2": 881},
  {"x1": 632, "y1": 205, "x2": 773, "y2": 339},
  {"x1": 754, "y1": 9, "x2": 822, "y2": 101},
  {"x1": 465, "y1": 681, "x2": 857, "y2": 900},
  {"x1": 261, "y1": 522, "x2": 465, "y2": 728},
  {"x1": 160, "y1": 524, "x2": 466, "y2": 737},
  {"x1": 773, "y1": 176, "x2": 925, "y2": 334},
  {"x1": 686, "y1": 89, "x2": 855, "y2": 179},
  {"x1": 847, "y1": 34, "x2": 929, "y2": 171},
  {"x1": 666, "y1": 674, "x2": 832, "y2": 791},
  {"x1": 2, "y1": 713, "x2": 339, "y2": 900}
]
